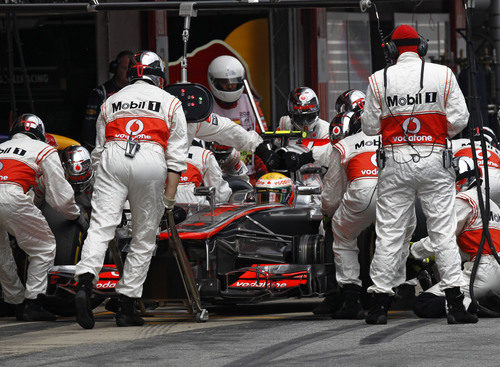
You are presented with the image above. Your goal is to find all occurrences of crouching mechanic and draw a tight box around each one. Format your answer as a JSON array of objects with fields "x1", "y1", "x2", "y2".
[
  {"x1": 413, "y1": 157, "x2": 498, "y2": 320},
  {"x1": 176, "y1": 144, "x2": 232, "y2": 205},
  {"x1": 362, "y1": 24, "x2": 476, "y2": 324},
  {"x1": 0, "y1": 114, "x2": 85, "y2": 321},
  {"x1": 74, "y1": 51, "x2": 188, "y2": 329},
  {"x1": 452, "y1": 127, "x2": 500, "y2": 205}
]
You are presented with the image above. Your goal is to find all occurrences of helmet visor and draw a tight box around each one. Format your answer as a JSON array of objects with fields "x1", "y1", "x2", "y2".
[
  {"x1": 257, "y1": 191, "x2": 286, "y2": 205},
  {"x1": 292, "y1": 113, "x2": 318, "y2": 127},
  {"x1": 210, "y1": 77, "x2": 244, "y2": 92}
]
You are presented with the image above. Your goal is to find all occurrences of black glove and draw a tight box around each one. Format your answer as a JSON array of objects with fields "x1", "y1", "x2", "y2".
[
  {"x1": 284, "y1": 151, "x2": 314, "y2": 172},
  {"x1": 76, "y1": 211, "x2": 90, "y2": 232},
  {"x1": 254, "y1": 142, "x2": 281, "y2": 171}
]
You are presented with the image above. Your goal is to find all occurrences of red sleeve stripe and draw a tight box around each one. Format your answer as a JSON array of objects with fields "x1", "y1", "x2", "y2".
[
  {"x1": 168, "y1": 99, "x2": 181, "y2": 124},
  {"x1": 36, "y1": 147, "x2": 56, "y2": 164},
  {"x1": 444, "y1": 69, "x2": 451, "y2": 108},
  {"x1": 36, "y1": 146, "x2": 52, "y2": 161},
  {"x1": 369, "y1": 76, "x2": 383, "y2": 109}
]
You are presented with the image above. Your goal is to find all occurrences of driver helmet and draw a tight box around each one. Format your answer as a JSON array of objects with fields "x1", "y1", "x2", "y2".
[
  {"x1": 9, "y1": 114, "x2": 46, "y2": 142},
  {"x1": 453, "y1": 156, "x2": 481, "y2": 192},
  {"x1": 207, "y1": 55, "x2": 245, "y2": 103},
  {"x1": 255, "y1": 172, "x2": 295, "y2": 206},
  {"x1": 127, "y1": 50, "x2": 166, "y2": 88},
  {"x1": 335, "y1": 89, "x2": 366, "y2": 113},
  {"x1": 60, "y1": 145, "x2": 93, "y2": 192},
  {"x1": 287, "y1": 87, "x2": 320, "y2": 130}
]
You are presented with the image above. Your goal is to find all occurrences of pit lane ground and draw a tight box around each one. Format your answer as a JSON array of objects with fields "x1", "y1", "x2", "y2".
[{"x1": 0, "y1": 299, "x2": 496, "y2": 366}]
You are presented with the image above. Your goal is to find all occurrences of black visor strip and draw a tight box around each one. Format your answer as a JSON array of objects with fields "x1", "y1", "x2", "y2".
[{"x1": 393, "y1": 38, "x2": 420, "y2": 46}]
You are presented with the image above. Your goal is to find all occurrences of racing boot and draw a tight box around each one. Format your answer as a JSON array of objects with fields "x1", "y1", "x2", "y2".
[
  {"x1": 365, "y1": 293, "x2": 390, "y2": 325},
  {"x1": 21, "y1": 298, "x2": 57, "y2": 321},
  {"x1": 444, "y1": 287, "x2": 478, "y2": 324},
  {"x1": 313, "y1": 290, "x2": 343, "y2": 315},
  {"x1": 75, "y1": 273, "x2": 95, "y2": 329},
  {"x1": 115, "y1": 294, "x2": 144, "y2": 327},
  {"x1": 332, "y1": 284, "x2": 365, "y2": 319}
]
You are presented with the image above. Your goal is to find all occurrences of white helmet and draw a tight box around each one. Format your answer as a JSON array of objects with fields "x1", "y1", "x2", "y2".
[{"x1": 207, "y1": 55, "x2": 245, "y2": 103}]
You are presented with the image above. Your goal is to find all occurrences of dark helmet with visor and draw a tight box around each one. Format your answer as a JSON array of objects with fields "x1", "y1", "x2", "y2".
[{"x1": 287, "y1": 87, "x2": 320, "y2": 129}]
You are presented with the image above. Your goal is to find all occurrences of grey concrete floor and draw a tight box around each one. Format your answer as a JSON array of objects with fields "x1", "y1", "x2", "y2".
[{"x1": 0, "y1": 299, "x2": 497, "y2": 367}]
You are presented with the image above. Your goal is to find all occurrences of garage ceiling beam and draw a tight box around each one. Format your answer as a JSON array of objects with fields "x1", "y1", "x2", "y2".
[{"x1": 0, "y1": 0, "x2": 412, "y2": 13}]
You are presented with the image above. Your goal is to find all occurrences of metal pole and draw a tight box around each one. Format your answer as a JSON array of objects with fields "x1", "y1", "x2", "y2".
[{"x1": 0, "y1": 0, "x2": 364, "y2": 13}]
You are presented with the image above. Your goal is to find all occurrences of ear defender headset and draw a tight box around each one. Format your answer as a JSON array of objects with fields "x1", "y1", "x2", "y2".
[
  {"x1": 109, "y1": 50, "x2": 133, "y2": 74},
  {"x1": 383, "y1": 30, "x2": 428, "y2": 61}
]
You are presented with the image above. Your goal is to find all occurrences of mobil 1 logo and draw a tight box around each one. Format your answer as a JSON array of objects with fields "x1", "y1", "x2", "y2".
[
  {"x1": 112, "y1": 100, "x2": 161, "y2": 113},
  {"x1": 386, "y1": 92, "x2": 438, "y2": 107}
]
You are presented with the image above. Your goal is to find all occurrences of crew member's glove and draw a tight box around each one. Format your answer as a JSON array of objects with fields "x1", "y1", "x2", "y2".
[
  {"x1": 322, "y1": 215, "x2": 332, "y2": 231},
  {"x1": 254, "y1": 142, "x2": 281, "y2": 171},
  {"x1": 76, "y1": 211, "x2": 90, "y2": 232},
  {"x1": 162, "y1": 195, "x2": 176, "y2": 210},
  {"x1": 285, "y1": 151, "x2": 314, "y2": 172}
]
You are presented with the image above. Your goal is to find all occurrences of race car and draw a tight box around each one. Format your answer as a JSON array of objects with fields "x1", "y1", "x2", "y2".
[{"x1": 42, "y1": 179, "x2": 331, "y2": 315}]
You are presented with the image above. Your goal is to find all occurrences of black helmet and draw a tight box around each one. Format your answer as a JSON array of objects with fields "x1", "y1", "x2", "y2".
[
  {"x1": 453, "y1": 156, "x2": 480, "y2": 192},
  {"x1": 127, "y1": 51, "x2": 166, "y2": 88},
  {"x1": 60, "y1": 145, "x2": 93, "y2": 192},
  {"x1": 335, "y1": 89, "x2": 366, "y2": 114},
  {"x1": 329, "y1": 110, "x2": 361, "y2": 144},
  {"x1": 287, "y1": 87, "x2": 320, "y2": 129},
  {"x1": 482, "y1": 127, "x2": 498, "y2": 149},
  {"x1": 346, "y1": 110, "x2": 362, "y2": 137},
  {"x1": 9, "y1": 114, "x2": 46, "y2": 142}
]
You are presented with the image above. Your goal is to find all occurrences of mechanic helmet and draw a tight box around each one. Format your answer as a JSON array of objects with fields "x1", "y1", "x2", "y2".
[
  {"x1": 335, "y1": 89, "x2": 366, "y2": 113},
  {"x1": 209, "y1": 142, "x2": 234, "y2": 164},
  {"x1": 9, "y1": 114, "x2": 46, "y2": 142},
  {"x1": 207, "y1": 55, "x2": 245, "y2": 103},
  {"x1": 255, "y1": 172, "x2": 295, "y2": 206},
  {"x1": 287, "y1": 87, "x2": 320, "y2": 130},
  {"x1": 329, "y1": 111, "x2": 352, "y2": 145},
  {"x1": 453, "y1": 156, "x2": 481, "y2": 192},
  {"x1": 127, "y1": 51, "x2": 166, "y2": 88},
  {"x1": 482, "y1": 126, "x2": 498, "y2": 148},
  {"x1": 60, "y1": 145, "x2": 93, "y2": 192}
]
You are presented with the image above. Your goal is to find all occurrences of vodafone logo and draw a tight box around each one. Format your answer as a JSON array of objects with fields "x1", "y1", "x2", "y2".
[
  {"x1": 402, "y1": 117, "x2": 421, "y2": 134},
  {"x1": 370, "y1": 153, "x2": 378, "y2": 167},
  {"x1": 0, "y1": 162, "x2": 3, "y2": 171},
  {"x1": 332, "y1": 126, "x2": 342, "y2": 135},
  {"x1": 95, "y1": 280, "x2": 117, "y2": 289},
  {"x1": 125, "y1": 119, "x2": 144, "y2": 136}
]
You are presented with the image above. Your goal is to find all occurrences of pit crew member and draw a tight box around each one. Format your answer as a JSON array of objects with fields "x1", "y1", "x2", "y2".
[
  {"x1": 82, "y1": 50, "x2": 134, "y2": 150},
  {"x1": 176, "y1": 145, "x2": 232, "y2": 205},
  {"x1": 412, "y1": 157, "x2": 498, "y2": 320},
  {"x1": 362, "y1": 24, "x2": 476, "y2": 324},
  {"x1": 0, "y1": 114, "x2": 83, "y2": 321},
  {"x1": 75, "y1": 51, "x2": 188, "y2": 329}
]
